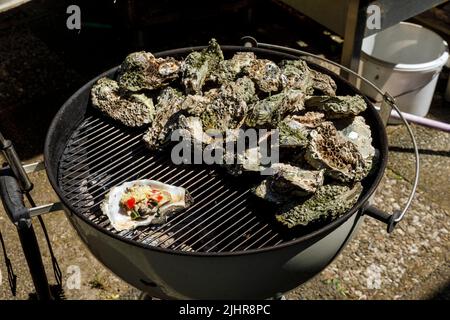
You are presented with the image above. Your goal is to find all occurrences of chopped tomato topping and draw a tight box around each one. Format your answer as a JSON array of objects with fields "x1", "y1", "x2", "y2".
[
  {"x1": 156, "y1": 195, "x2": 163, "y2": 202},
  {"x1": 126, "y1": 197, "x2": 136, "y2": 209}
]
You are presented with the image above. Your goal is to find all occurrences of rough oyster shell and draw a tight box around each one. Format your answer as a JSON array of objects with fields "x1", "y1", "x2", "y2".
[
  {"x1": 253, "y1": 164, "x2": 324, "y2": 203},
  {"x1": 244, "y1": 59, "x2": 282, "y2": 93},
  {"x1": 291, "y1": 111, "x2": 325, "y2": 128},
  {"x1": 142, "y1": 87, "x2": 185, "y2": 149},
  {"x1": 101, "y1": 180, "x2": 192, "y2": 231},
  {"x1": 276, "y1": 182, "x2": 362, "y2": 228},
  {"x1": 245, "y1": 89, "x2": 305, "y2": 128},
  {"x1": 278, "y1": 118, "x2": 310, "y2": 148},
  {"x1": 181, "y1": 38, "x2": 224, "y2": 94},
  {"x1": 305, "y1": 122, "x2": 367, "y2": 182},
  {"x1": 215, "y1": 52, "x2": 257, "y2": 83},
  {"x1": 280, "y1": 60, "x2": 336, "y2": 96},
  {"x1": 91, "y1": 77, "x2": 154, "y2": 127},
  {"x1": 305, "y1": 95, "x2": 367, "y2": 118},
  {"x1": 335, "y1": 115, "x2": 375, "y2": 177},
  {"x1": 117, "y1": 51, "x2": 181, "y2": 92},
  {"x1": 184, "y1": 76, "x2": 255, "y2": 132}
]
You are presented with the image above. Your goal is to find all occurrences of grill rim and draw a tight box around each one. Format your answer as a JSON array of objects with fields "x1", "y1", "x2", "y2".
[{"x1": 44, "y1": 45, "x2": 388, "y2": 257}]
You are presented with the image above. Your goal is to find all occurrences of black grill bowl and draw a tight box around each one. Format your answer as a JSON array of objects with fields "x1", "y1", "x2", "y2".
[{"x1": 44, "y1": 46, "x2": 388, "y2": 299}]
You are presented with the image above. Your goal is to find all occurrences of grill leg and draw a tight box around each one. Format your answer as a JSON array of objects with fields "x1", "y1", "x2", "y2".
[{"x1": 17, "y1": 220, "x2": 53, "y2": 300}]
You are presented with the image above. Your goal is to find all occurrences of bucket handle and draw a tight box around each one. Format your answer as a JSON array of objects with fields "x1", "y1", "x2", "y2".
[{"x1": 242, "y1": 37, "x2": 420, "y2": 232}]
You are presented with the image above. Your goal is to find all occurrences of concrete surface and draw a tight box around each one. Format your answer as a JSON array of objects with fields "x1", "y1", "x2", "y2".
[{"x1": 0, "y1": 0, "x2": 449, "y2": 300}]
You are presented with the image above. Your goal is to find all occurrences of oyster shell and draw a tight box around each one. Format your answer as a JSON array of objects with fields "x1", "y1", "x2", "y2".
[
  {"x1": 305, "y1": 122, "x2": 367, "y2": 182},
  {"x1": 142, "y1": 87, "x2": 185, "y2": 149},
  {"x1": 91, "y1": 77, "x2": 154, "y2": 127},
  {"x1": 291, "y1": 111, "x2": 325, "y2": 128},
  {"x1": 335, "y1": 116, "x2": 375, "y2": 177},
  {"x1": 305, "y1": 95, "x2": 367, "y2": 118},
  {"x1": 244, "y1": 58, "x2": 282, "y2": 93},
  {"x1": 215, "y1": 52, "x2": 257, "y2": 83},
  {"x1": 254, "y1": 164, "x2": 325, "y2": 203},
  {"x1": 276, "y1": 182, "x2": 362, "y2": 228},
  {"x1": 245, "y1": 89, "x2": 305, "y2": 128},
  {"x1": 184, "y1": 76, "x2": 255, "y2": 132},
  {"x1": 101, "y1": 180, "x2": 192, "y2": 231},
  {"x1": 280, "y1": 60, "x2": 314, "y2": 94},
  {"x1": 176, "y1": 115, "x2": 212, "y2": 145},
  {"x1": 117, "y1": 51, "x2": 181, "y2": 92},
  {"x1": 278, "y1": 117, "x2": 310, "y2": 148},
  {"x1": 280, "y1": 60, "x2": 336, "y2": 96},
  {"x1": 181, "y1": 38, "x2": 224, "y2": 94}
]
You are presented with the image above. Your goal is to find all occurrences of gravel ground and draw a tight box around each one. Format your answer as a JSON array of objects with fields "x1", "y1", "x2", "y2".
[{"x1": 0, "y1": 0, "x2": 449, "y2": 300}]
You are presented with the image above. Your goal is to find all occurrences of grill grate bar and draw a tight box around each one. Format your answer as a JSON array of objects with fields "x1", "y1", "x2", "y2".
[
  {"x1": 172, "y1": 204, "x2": 248, "y2": 250},
  {"x1": 221, "y1": 223, "x2": 270, "y2": 252},
  {"x1": 66, "y1": 122, "x2": 116, "y2": 152},
  {"x1": 62, "y1": 138, "x2": 145, "y2": 190},
  {"x1": 139, "y1": 180, "x2": 227, "y2": 241},
  {"x1": 195, "y1": 209, "x2": 254, "y2": 251},
  {"x1": 71, "y1": 154, "x2": 167, "y2": 208},
  {"x1": 58, "y1": 116, "x2": 291, "y2": 253},
  {"x1": 155, "y1": 189, "x2": 247, "y2": 247},
  {"x1": 241, "y1": 229, "x2": 274, "y2": 251},
  {"x1": 62, "y1": 130, "x2": 141, "y2": 175}
]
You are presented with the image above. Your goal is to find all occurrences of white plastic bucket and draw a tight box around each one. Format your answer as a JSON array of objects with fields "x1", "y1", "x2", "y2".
[{"x1": 360, "y1": 22, "x2": 449, "y2": 118}]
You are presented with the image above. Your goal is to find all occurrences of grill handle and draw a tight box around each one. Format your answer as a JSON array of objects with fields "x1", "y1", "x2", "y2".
[
  {"x1": 0, "y1": 170, "x2": 53, "y2": 300},
  {"x1": 241, "y1": 37, "x2": 420, "y2": 233}
]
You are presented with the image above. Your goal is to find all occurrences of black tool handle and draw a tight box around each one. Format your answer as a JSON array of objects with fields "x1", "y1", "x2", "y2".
[
  {"x1": 0, "y1": 132, "x2": 33, "y2": 192},
  {"x1": 0, "y1": 171, "x2": 52, "y2": 300}
]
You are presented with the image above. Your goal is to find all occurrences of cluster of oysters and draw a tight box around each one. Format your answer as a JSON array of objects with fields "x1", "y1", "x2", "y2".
[{"x1": 91, "y1": 39, "x2": 376, "y2": 229}]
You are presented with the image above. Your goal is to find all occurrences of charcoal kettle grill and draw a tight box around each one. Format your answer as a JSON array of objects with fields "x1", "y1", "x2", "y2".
[{"x1": 0, "y1": 39, "x2": 419, "y2": 300}]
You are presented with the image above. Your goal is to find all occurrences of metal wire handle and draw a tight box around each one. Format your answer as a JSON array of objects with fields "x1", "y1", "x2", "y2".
[{"x1": 241, "y1": 37, "x2": 419, "y2": 225}]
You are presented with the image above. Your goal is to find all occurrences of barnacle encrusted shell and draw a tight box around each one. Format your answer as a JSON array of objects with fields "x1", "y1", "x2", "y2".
[
  {"x1": 280, "y1": 60, "x2": 337, "y2": 96},
  {"x1": 280, "y1": 60, "x2": 314, "y2": 94},
  {"x1": 335, "y1": 116, "x2": 375, "y2": 176},
  {"x1": 275, "y1": 182, "x2": 362, "y2": 228},
  {"x1": 181, "y1": 38, "x2": 224, "y2": 94},
  {"x1": 176, "y1": 115, "x2": 212, "y2": 145},
  {"x1": 244, "y1": 59, "x2": 282, "y2": 93},
  {"x1": 117, "y1": 51, "x2": 181, "y2": 92},
  {"x1": 305, "y1": 122, "x2": 367, "y2": 182},
  {"x1": 245, "y1": 89, "x2": 305, "y2": 128},
  {"x1": 278, "y1": 118, "x2": 310, "y2": 148},
  {"x1": 253, "y1": 164, "x2": 325, "y2": 203},
  {"x1": 310, "y1": 69, "x2": 337, "y2": 96},
  {"x1": 91, "y1": 77, "x2": 154, "y2": 127},
  {"x1": 305, "y1": 95, "x2": 367, "y2": 118},
  {"x1": 184, "y1": 76, "x2": 255, "y2": 132},
  {"x1": 291, "y1": 111, "x2": 325, "y2": 128},
  {"x1": 142, "y1": 87, "x2": 185, "y2": 149},
  {"x1": 215, "y1": 52, "x2": 257, "y2": 83},
  {"x1": 101, "y1": 180, "x2": 192, "y2": 231}
]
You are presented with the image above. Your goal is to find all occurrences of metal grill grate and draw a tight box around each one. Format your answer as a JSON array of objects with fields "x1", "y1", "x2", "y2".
[{"x1": 57, "y1": 113, "x2": 287, "y2": 253}]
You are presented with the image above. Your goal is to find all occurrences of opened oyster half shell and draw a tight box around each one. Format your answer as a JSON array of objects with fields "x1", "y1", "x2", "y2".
[{"x1": 101, "y1": 180, "x2": 192, "y2": 231}]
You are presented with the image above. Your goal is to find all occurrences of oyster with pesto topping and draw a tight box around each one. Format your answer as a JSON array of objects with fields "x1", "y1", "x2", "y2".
[
  {"x1": 275, "y1": 183, "x2": 362, "y2": 228},
  {"x1": 91, "y1": 77, "x2": 154, "y2": 127},
  {"x1": 117, "y1": 52, "x2": 181, "y2": 92}
]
